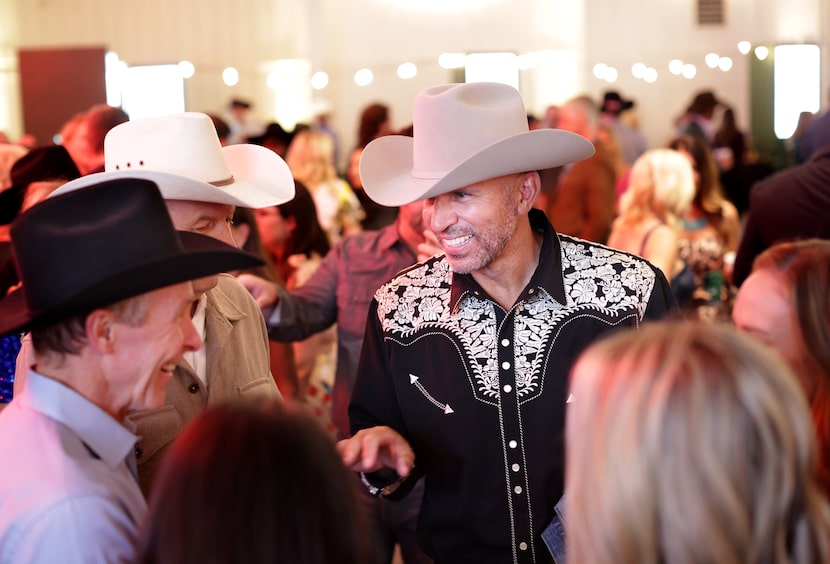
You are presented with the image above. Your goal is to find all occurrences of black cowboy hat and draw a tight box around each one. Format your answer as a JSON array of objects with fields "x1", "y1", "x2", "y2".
[
  {"x1": 688, "y1": 90, "x2": 721, "y2": 115},
  {"x1": 0, "y1": 145, "x2": 81, "y2": 225},
  {"x1": 0, "y1": 177, "x2": 263, "y2": 336},
  {"x1": 601, "y1": 91, "x2": 635, "y2": 115}
]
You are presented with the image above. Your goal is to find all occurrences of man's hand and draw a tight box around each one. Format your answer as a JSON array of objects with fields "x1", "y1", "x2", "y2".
[
  {"x1": 337, "y1": 426, "x2": 414, "y2": 478},
  {"x1": 236, "y1": 273, "x2": 280, "y2": 309}
]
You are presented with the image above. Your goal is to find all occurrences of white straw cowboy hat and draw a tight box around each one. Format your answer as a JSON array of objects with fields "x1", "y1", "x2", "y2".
[
  {"x1": 52, "y1": 112, "x2": 294, "y2": 208},
  {"x1": 0, "y1": 178, "x2": 263, "y2": 336},
  {"x1": 359, "y1": 82, "x2": 595, "y2": 207}
]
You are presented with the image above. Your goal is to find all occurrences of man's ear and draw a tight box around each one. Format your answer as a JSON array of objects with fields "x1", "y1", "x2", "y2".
[
  {"x1": 517, "y1": 172, "x2": 541, "y2": 213},
  {"x1": 86, "y1": 309, "x2": 115, "y2": 353}
]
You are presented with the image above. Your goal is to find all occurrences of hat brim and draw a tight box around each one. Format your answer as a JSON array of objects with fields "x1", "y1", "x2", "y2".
[
  {"x1": 0, "y1": 231, "x2": 263, "y2": 337},
  {"x1": 359, "y1": 129, "x2": 595, "y2": 207},
  {"x1": 51, "y1": 144, "x2": 294, "y2": 208}
]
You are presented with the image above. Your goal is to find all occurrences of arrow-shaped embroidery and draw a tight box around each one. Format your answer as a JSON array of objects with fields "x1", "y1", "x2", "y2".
[{"x1": 410, "y1": 374, "x2": 454, "y2": 414}]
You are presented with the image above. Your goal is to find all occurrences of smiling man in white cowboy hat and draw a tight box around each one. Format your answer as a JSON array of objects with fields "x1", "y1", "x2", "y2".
[
  {"x1": 35, "y1": 112, "x2": 296, "y2": 496},
  {"x1": 0, "y1": 178, "x2": 262, "y2": 563},
  {"x1": 337, "y1": 82, "x2": 679, "y2": 564}
]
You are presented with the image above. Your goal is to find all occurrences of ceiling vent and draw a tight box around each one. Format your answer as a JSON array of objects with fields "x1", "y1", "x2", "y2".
[{"x1": 698, "y1": 0, "x2": 724, "y2": 25}]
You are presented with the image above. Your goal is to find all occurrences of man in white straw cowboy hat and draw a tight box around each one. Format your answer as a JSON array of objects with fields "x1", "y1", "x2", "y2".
[
  {"x1": 24, "y1": 112, "x2": 297, "y2": 496},
  {"x1": 337, "y1": 82, "x2": 678, "y2": 564},
  {"x1": 0, "y1": 178, "x2": 262, "y2": 563}
]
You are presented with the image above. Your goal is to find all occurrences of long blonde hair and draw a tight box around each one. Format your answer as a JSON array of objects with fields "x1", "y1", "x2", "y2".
[
  {"x1": 566, "y1": 321, "x2": 830, "y2": 564},
  {"x1": 617, "y1": 148, "x2": 695, "y2": 227},
  {"x1": 284, "y1": 128, "x2": 338, "y2": 188}
]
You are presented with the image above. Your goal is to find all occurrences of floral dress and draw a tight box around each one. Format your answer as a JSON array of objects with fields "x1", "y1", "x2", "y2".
[{"x1": 678, "y1": 220, "x2": 730, "y2": 321}]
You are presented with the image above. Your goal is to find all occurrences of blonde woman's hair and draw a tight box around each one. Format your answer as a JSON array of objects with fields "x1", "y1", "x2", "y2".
[
  {"x1": 285, "y1": 129, "x2": 338, "y2": 188},
  {"x1": 566, "y1": 321, "x2": 830, "y2": 564},
  {"x1": 618, "y1": 148, "x2": 695, "y2": 226}
]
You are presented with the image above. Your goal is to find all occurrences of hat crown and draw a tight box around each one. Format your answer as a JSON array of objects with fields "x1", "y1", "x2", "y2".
[
  {"x1": 412, "y1": 83, "x2": 529, "y2": 180},
  {"x1": 104, "y1": 112, "x2": 233, "y2": 185},
  {"x1": 11, "y1": 179, "x2": 184, "y2": 314}
]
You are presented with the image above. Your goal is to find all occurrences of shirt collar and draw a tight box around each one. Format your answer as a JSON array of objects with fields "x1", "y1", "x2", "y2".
[
  {"x1": 23, "y1": 371, "x2": 138, "y2": 470},
  {"x1": 449, "y1": 209, "x2": 567, "y2": 311},
  {"x1": 183, "y1": 292, "x2": 208, "y2": 384}
]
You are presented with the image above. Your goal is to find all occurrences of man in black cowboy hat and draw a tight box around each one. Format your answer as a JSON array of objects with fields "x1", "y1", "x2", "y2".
[
  {"x1": 0, "y1": 179, "x2": 261, "y2": 563},
  {"x1": 679, "y1": 89, "x2": 722, "y2": 146},
  {"x1": 599, "y1": 90, "x2": 647, "y2": 165},
  {"x1": 41, "y1": 111, "x2": 295, "y2": 497}
]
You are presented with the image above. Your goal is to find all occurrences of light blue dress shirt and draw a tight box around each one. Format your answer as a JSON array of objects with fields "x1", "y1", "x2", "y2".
[{"x1": 0, "y1": 371, "x2": 146, "y2": 563}]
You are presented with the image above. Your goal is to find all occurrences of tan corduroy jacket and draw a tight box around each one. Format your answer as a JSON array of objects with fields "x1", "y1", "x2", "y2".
[{"x1": 128, "y1": 274, "x2": 279, "y2": 497}]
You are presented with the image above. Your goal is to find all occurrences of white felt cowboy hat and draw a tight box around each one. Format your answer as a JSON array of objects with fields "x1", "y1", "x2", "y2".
[
  {"x1": 359, "y1": 82, "x2": 595, "y2": 207},
  {"x1": 52, "y1": 112, "x2": 294, "y2": 208}
]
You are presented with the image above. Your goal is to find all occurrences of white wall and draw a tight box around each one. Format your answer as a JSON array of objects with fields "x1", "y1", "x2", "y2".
[{"x1": 0, "y1": 0, "x2": 827, "y2": 169}]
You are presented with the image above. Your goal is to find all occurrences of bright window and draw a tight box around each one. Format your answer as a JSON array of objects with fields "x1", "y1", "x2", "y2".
[
  {"x1": 120, "y1": 65, "x2": 185, "y2": 120},
  {"x1": 774, "y1": 44, "x2": 821, "y2": 139}
]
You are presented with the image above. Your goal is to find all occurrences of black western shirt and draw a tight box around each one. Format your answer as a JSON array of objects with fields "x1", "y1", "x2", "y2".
[{"x1": 350, "y1": 209, "x2": 677, "y2": 564}]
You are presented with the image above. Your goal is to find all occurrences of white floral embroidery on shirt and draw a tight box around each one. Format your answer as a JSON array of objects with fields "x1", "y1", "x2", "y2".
[{"x1": 375, "y1": 238, "x2": 655, "y2": 401}]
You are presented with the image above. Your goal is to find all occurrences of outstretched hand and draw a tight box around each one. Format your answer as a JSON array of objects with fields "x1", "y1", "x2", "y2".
[
  {"x1": 337, "y1": 426, "x2": 414, "y2": 478},
  {"x1": 236, "y1": 273, "x2": 280, "y2": 309}
]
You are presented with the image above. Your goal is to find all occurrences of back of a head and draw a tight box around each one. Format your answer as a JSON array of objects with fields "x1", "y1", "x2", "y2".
[
  {"x1": 566, "y1": 321, "x2": 830, "y2": 564},
  {"x1": 139, "y1": 400, "x2": 367, "y2": 564},
  {"x1": 619, "y1": 148, "x2": 695, "y2": 223},
  {"x1": 206, "y1": 113, "x2": 231, "y2": 145},
  {"x1": 668, "y1": 133, "x2": 724, "y2": 212},
  {"x1": 84, "y1": 104, "x2": 130, "y2": 155},
  {"x1": 357, "y1": 102, "x2": 390, "y2": 148}
]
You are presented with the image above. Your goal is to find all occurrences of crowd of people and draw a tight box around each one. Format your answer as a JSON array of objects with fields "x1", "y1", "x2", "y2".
[{"x1": 0, "y1": 79, "x2": 828, "y2": 564}]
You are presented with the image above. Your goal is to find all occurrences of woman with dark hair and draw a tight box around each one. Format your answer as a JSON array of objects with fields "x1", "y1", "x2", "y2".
[
  {"x1": 669, "y1": 134, "x2": 740, "y2": 320},
  {"x1": 231, "y1": 206, "x2": 300, "y2": 399},
  {"x1": 713, "y1": 106, "x2": 749, "y2": 214},
  {"x1": 256, "y1": 180, "x2": 331, "y2": 283},
  {"x1": 139, "y1": 400, "x2": 368, "y2": 564},
  {"x1": 734, "y1": 239, "x2": 830, "y2": 494},
  {"x1": 347, "y1": 103, "x2": 397, "y2": 230},
  {"x1": 255, "y1": 181, "x2": 336, "y2": 420},
  {"x1": 356, "y1": 102, "x2": 391, "y2": 149}
]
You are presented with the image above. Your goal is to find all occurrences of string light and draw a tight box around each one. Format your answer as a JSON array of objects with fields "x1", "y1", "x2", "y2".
[
  {"x1": 222, "y1": 67, "x2": 239, "y2": 86},
  {"x1": 177, "y1": 60, "x2": 195, "y2": 79},
  {"x1": 397, "y1": 62, "x2": 417, "y2": 79},
  {"x1": 311, "y1": 71, "x2": 329, "y2": 90},
  {"x1": 754, "y1": 46, "x2": 769, "y2": 60},
  {"x1": 354, "y1": 68, "x2": 373, "y2": 86}
]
